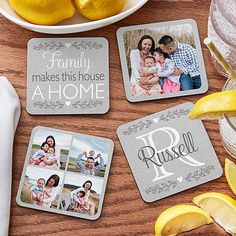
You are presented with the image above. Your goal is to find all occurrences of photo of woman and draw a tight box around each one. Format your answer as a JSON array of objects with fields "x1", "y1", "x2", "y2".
[
  {"x1": 20, "y1": 166, "x2": 64, "y2": 209},
  {"x1": 60, "y1": 173, "x2": 103, "y2": 216},
  {"x1": 28, "y1": 129, "x2": 72, "y2": 170}
]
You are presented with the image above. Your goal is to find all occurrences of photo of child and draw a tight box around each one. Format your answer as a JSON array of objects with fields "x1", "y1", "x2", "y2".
[
  {"x1": 67, "y1": 136, "x2": 110, "y2": 177},
  {"x1": 60, "y1": 173, "x2": 104, "y2": 216},
  {"x1": 153, "y1": 47, "x2": 180, "y2": 94},
  {"x1": 28, "y1": 129, "x2": 72, "y2": 170},
  {"x1": 132, "y1": 56, "x2": 162, "y2": 96},
  {"x1": 29, "y1": 142, "x2": 49, "y2": 166},
  {"x1": 20, "y1": 166, "x2": 64, "y2": 209}
]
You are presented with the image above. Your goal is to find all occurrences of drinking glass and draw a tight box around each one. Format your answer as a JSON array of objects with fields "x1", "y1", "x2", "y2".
[
  {"x1": 208, "y1": 0, "x2": 236, "y2": 77},
  {"x1": 219, "y1": 79, "x2": 236, "y2": 158}
]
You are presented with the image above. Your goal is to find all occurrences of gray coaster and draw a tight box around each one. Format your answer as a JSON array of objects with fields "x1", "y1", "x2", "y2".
[
  {"x1": 27, "y1": 38, "x2": 109, "y2": 115},
  {"x1": 117, "y1": 102, "x2": 223, "y2": 202},
  {"x1": 16, "y1": 126, "x2": 114, "y2": 220},
  {"x1": 117, "y1": 19, "x2": 208, "y2": 102}
]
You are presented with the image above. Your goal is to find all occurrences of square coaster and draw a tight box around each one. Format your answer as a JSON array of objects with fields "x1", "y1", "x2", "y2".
[
  {"x1": 117, "y1": 19, "x2": 208, "y2": 102},
  {"x1": 16, "y1": 126, "x2": 114, "y2": 220},
  {"x1": 117, "y1": 103, "x2": 222, "y2": 202},
  {"x1": 27, "y1": 38, "x2": 109, "y2": 115}
]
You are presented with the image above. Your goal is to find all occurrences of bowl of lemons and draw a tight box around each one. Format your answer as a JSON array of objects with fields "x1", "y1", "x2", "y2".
[{"x1": 0, "y1": 0, "x2": 148, "y2": 34}]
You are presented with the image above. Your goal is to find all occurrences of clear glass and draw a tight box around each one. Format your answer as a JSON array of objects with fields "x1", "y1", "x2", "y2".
[
  {"x1": 208, "y1": 0, "x2": 236, "y2": 77},
  {"x1": 219, "y1": 79, "x2": 236, "y2": 158}
]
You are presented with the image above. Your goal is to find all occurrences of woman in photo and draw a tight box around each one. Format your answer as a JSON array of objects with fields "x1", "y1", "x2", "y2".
[
  {"x1": 39, "y1": 135, "x2": 61, "y2": 169},
  {"x1": 130, "y1": 35, "x2": 160, "y2": 96},
  {"x1": 30, "y1": 174, "x2": 60, "y2": 208},
  {"x1": 69, "y1": 180, "x2": 96, "y2": 215}
]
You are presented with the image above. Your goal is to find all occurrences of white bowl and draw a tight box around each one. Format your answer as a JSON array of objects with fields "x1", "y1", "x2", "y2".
[{"x1": 0, "y1": 0, "x2": 148, "y2": 34}]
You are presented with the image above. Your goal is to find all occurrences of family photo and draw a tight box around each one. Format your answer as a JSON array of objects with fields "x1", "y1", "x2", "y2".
[
  {"x1": 118, "y1": 21, "x2": 207, "y2": 102},
  {"x1": 28, "y1": 129, "x2": 72, "y2": 170},
  {"x1": 67, "y1": 136, "x2": 109, "y2": 177},
  {"x1": 19, "y1": 166, "x2": 64, "y2": 209},
  {"x1": 60, "y1": 173, "x2": 103, "y2": 216}
]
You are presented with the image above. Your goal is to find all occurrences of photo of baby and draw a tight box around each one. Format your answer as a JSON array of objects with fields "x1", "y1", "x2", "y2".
[
  {"x1": 28, "y1": 129, "x2": 72, "y2": 170},
  {"x1": 117, "y1": 20, "x2": 208, "y2": 102},
  {"x1": 60, "y1": 173, "x2": 104, "y2": 217},
  {"x1": 67, "y1": 136, "x2": 110, "y2": 177},
  {"x1": 20, "y1": 166, "x2": 64, "y2": 209}
]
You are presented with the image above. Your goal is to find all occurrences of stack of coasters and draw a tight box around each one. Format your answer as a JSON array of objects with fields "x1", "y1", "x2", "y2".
[
  {"x1": 117, "y1": 103, "x2": 223, "y2": 202},
  {"x1": 27, "y1": 38, "x2": 109, "y2": 115}
]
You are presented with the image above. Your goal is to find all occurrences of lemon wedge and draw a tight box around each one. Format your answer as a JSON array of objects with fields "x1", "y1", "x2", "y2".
[
  {"x1": 155, "y1": 204, "x2": 213, "y2": 236},
  {"x1": 225, "y1": 158, "x2": 236, "y2": 195},
  {"x1": 9, "y1": 0, "x2": 75, "y2": 25},
  {"x1": 74, "y1": 0, "x2": 126, "y2": 20},
  {"x1": 188, "y1": 91, "x2": 236, "y2": 119},
  {"x1": 193, "y1": 192, "x2": 236, "y2": 235}
]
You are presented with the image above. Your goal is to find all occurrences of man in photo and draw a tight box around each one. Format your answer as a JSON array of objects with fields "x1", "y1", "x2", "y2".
[
  {"x1": 76, "y1": 150, "x2": 105, "y2": 176},
  {"x1": 158, "y1": 35, "x2": 201, "y2": 91}
]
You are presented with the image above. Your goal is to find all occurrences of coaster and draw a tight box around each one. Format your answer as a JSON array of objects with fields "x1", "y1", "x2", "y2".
[
  {"x1": 117, "y1": 103, "x2": 222, "y2": 202},
  {"x1": 16, "y1": 126, "x2": 114, "y2": 220},
  {"x1": 117, "y1": 19, "x2": 208, "y2": 102},
  {"x1": 27, "y1": 38, "x2": 109, "y2": 115}
]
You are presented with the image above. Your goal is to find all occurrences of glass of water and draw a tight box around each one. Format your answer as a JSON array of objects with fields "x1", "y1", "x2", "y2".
[{"x1": 219, "y1": 79, "x2": 236, "y2": 158}]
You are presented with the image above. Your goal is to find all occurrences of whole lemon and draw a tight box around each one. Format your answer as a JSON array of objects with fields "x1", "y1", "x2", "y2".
[
  {"x1": 74, "y1": 0, "x2": 126, "y2": 20},
  {"x1": 9, "y1": 0, "x2": 75, "y2": 25}
]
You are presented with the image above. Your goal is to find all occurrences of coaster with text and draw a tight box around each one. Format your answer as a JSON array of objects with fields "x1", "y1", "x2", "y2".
[
  {"x1": 16, "y1": 126, "x2": 114, "y2": 220},
  {"x1": 27, "y1": 38, "x2": 109, "y2": 115},
  {"x1": 117, "y1": 103, "x2": 222, "y2": 202}
]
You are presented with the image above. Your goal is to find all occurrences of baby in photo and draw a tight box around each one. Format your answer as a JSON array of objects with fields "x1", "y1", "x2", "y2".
[
  {"x1": 39, "y1": 146, "x2": 59, "y2": 169},
  {"x1": 29, "y1": 142, "x2": 49, "y2": 165},
  {"x1": 30, "y1": 178, "x2": 47, "y2": 204},
  {"x1": 70, "y1": 190, "x2": 89, "y2": 213},
  {"x1": 138, "y1": 56, "x2": 162, "y2": 95}
]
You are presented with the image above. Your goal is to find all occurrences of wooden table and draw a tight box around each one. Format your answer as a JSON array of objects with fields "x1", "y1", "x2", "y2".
[{"x1": 0, "y1": 0, "x2": 232, "y2": 235}]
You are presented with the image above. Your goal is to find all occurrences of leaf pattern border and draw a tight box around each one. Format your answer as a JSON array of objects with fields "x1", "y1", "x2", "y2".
[
  {"x1": 33, "y1": 41, "x2": 103, "y2": 51},
  {"x1": 159, "y1": 109, "x2": 190, "y2": 122},
  {"x1": 123, "y1": 120, "x2": 154, "y2": 135}
]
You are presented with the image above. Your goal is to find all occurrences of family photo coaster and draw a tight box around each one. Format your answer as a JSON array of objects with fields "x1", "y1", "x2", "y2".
[
  {"x1": 117, "y1": 19, "x2": 208, "y2": 102},
  {"x1": 27, "y1": 38, "x2": 109, "y2": 115},
  {"x1": 117, "y1": 103, "x2": 223, "y2": 202},
  {"x1": 16, "y1": 126, "x2": 114, "y2": 220}
]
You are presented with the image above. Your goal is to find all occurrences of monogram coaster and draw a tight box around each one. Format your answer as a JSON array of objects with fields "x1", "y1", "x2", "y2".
[
  {"x1": 27, "y1": 38, "x2": 109, "y2": 115},
  {"x1": 117, "y1": 102, "x2": 222, "y2": 202}
]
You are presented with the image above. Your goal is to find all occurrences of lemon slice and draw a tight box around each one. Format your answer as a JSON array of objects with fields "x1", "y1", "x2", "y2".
[
  {"x1": 193, "y1": 192, "x2": 236, "y2": 235},
  {"x1": 188, "y1": 91, "x2": 236, "y2": 119},
  {"x1": 225, "y1": 158, "x2": 236, "y2": 195},
  {"x1": 155, "y1": 204, "x2": 213, "y2": 236}
]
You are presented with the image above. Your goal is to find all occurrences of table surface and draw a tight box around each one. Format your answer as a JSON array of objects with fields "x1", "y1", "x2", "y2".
[{"x1": 1, "y1": 0, "x2": 233, "y2": 235}]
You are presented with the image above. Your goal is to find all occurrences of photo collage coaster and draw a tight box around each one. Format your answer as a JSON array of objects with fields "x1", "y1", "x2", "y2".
[{"x1": 16, "y1": 127, "x2": 114, "y2": 220}]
